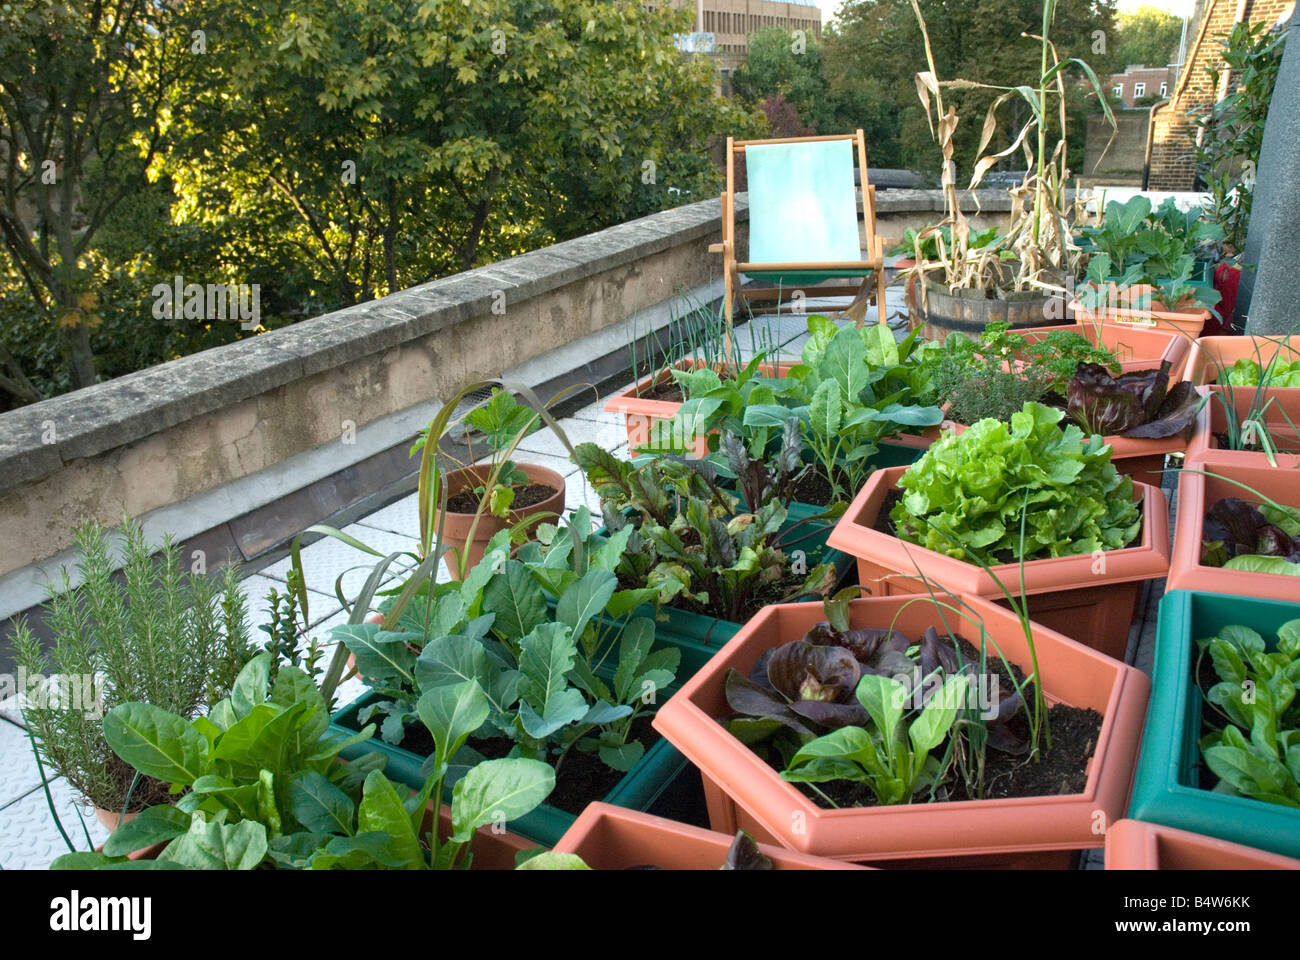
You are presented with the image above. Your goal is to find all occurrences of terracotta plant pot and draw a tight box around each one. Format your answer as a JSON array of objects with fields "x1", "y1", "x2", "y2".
[
  {"x1": 1184, "y1": 386, "x2": 1300, "y2": 468},
  {"x1": 604, "y1": 358, "x2": 797, "y2": 458},
  {"x1": 92, "y1": 809, "x2": 168, "y2": 861},
  {"x1": 1014, "y1": 320, "x2": 1192, "y2": 379},
  {"x1": 426, "y1": 801, "x2": 538, "y2": 870},
  {"x1": 651, "y1": 592, "x2": 1150, "y2": 863},
  {"x1": 551, "y1": 803, "x2": 870, "y2": 870},
  {"x1": 437, "y1": 463, "x2": 565, "y2": 578},
  {"x1": 1182, "y1": 334, "x2": 1300, "y2": 424},
  {"x1": 1070, "y1": 287, "x2": 1210, "y2": 339},
  {"x1": 1167, "y1": 459, "x2": 1300, "y2": 603},
  {"x1": 1104, "y1": 819, "x2": 1300, "y2": 870},
  {"x1": 826, "y1": 466, "x2": 1171, "y2": 660}
]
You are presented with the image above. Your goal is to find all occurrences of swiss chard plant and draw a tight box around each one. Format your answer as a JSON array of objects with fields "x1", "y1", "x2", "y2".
[
  {"x1": 739, "y1": 323, "x2": 944, "y2": 506},
  {"x1": 1196, "y1": 619, "x2": 1300, "y2": 808},
  {"x1": 573, "y1": 443, "x2": 837, "y2": 622},
  {"x1": 891, "y1": 401, "x2": 1141, "y2": 563},
  {"x1": 56, "y1": 655, "x2": 556, "y2": 870},
  {"x1": 337, "y1": 512, "x2": 679, "y2": 776}
]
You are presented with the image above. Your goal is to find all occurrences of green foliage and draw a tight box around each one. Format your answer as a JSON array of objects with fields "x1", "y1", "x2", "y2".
[
  {"x1": 1223, "y1": 358, "x2": 1300, "y2": 388},
  {"x1": 1075, "y1": 196, "x2": 1224, "y2": 311},
  {"x1": 60, "y1": 655, "x2": 557, "y2": 869},
  {"x1": 892, "y1": 401, "x2": 1141, "y2": 563},
  {"x1": 782, "y1": 672, "x2": 970, "y2": 805},
  {"x1": 572, "y1": 445, "x2": 837, "y2": 622},
  {"x1": 0, "y1": 1, "x2": 752, "y2": 408},
  {"x1": 1114, "y1": 5, "x2": 1184, "y2": 71},
  {"x1": 1197, "y1": 620, "x2": 1300, "y2": 808},
  {"x1": 1191, "y1": 21, "x2": 1288, "y2": 254},
  {"x1": 338, "y1": 509, "x2": 678, "y2": 775},
  {"x1": 12, "y1": 518, "x2": 255, "y2": 813},
  {"x1": 928, "y1": 321, "x2": 1120, "y2": 424},
  {"x1": 732, "y1": 26, "x2": 833, "y2": 133}
]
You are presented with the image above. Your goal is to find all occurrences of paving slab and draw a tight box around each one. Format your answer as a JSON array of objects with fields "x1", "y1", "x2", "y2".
[{"x1": 0, "y1": 775, "x2": 108, "y2": 870}]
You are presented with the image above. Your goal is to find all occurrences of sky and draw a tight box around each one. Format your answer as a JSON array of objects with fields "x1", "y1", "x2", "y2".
[{"x1": 814, "y1": 0, "x2": 1196, "y2": 24}]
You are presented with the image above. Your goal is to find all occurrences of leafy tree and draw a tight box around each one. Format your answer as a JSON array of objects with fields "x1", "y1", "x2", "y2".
[
  {"x1": 0, "y1": 0, "x2": 207, "y2": 397},
  {"x1": 1114, "y1": 4, "x2": 1183, "y2": 69},
  {"x1": 824, "y1": 0, "x2": 1117, "y2": 178},
  {"x1": 732, "y1": 25, "x2": 832, "y2": 132}
]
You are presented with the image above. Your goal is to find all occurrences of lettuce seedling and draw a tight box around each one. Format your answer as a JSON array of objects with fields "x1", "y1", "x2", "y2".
[
  {"x1": 1197, "y1": 619, "x2": 1300, "y2": 808},
  {"x1": 781, "y1": 671, "x2": 971, "y2": 805}
]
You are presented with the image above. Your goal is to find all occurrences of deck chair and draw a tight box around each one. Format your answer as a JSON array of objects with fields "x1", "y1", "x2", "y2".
[{"x1": 709, "y1": 131, "x2": 889, "y2": 350}]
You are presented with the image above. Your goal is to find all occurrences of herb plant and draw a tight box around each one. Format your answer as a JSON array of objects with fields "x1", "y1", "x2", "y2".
[{"x1": 12, "y1": 518, "x2": 255, "y2": 816}]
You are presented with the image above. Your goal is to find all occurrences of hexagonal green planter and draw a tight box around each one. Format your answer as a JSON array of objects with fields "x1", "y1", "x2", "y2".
[{"x1": 1129, "y1": 589, "x2": 1300, "y2": 860}]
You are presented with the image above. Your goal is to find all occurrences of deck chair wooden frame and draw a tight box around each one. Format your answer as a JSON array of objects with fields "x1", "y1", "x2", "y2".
[{"x1": 708, "y1": 131, "x2": 888, "y2": 354}]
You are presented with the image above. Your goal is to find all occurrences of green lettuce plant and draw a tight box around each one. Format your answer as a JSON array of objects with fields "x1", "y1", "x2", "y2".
[
  {"x1": 891, "y1": 401, "x2": 1141, "y2": 563},
  {"x1": 1196, "y1": 619, "x2": 1300, "y2": 808},
  {"x1": 781, "y1": 671, "x2": 970, "y2": 805}
]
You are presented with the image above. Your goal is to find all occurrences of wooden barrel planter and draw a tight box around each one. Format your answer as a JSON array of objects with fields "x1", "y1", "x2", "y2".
[{"x1": 917, "y1": 279, "x2": 1067, "y2": 343}]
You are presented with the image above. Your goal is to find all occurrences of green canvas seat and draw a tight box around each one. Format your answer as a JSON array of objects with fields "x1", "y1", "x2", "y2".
[{"x1": 710, "y1": 131, "x2": 888, "y2": 344}]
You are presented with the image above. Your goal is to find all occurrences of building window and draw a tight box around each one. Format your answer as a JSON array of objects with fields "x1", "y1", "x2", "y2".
[
  {"x1": 1113, "y1": 84, "x2": 1123, "y2": 97},
  {"x1": 1160, "y1": 82, "x2": 1168, "y2": 97},
  {"x1": 1134, "y1": 82, "x2": 1146, "y2": 98}
]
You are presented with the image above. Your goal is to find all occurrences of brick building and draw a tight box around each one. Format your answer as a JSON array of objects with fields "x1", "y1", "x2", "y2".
[
  {"x1": 1147, "y1": 0, "x2": 1295, "y2": 190},
  {"x1": 1108, "y1": 63, "x2": 1175, "y2": 106},
  {"x1": 661, "y1": 0, "x2": 824, "y2": 87}
]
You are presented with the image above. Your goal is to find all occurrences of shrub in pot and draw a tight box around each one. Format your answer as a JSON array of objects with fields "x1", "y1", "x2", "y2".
[
  {"x1": 827, "y1": 402, "x2": 1170, "y2": 659},
  {"x1": 651, "y1": 590, "x2": 1150, "y2": 863},
  {"x1": 13, "y1": 518, "x2": 257, "y2": 828}
]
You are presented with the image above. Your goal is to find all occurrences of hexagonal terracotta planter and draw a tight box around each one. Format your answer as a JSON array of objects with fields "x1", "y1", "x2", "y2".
[
  {"x1": 551, "y1": 803, "x2": 869, "y2": 870},
  {"x1": 652, "y1": 593, "x2": 1150, "y2": 863},
  {"x1": 1167, "y1": 459, "x2": 1300, "y2": 603},
  {"x1": 604, "y1": 358, "x2": 797, "y2": 458},
  {"x1": 1183, "y1": 334, "x2": 1300, "y2": 423},
  {"x1": 1070, "y1": 290, "x2": 1210, "y2": 339},
  {"x1": 825, "y1": 466, "x2": 1171, "y2": 660},
  {"x1": 1104, "y1": 819, "x2": 1300, "y2": 870},
  {"x1": 1184, "y1": 386, "x2": 1300, "y2": 468}
]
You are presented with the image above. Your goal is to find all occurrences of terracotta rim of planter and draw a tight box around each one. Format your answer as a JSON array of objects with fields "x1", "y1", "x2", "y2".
[
  {"x1": 1069, "y1": 296, "x2": 1208, "y2": 339},
  {"x1": 552, "y1": 802, "x2": 871, "y2": 870},
  {"x1": 1182, "y1": 334, "x2": 1300, "y2": 422},
  {"x1": 826, "y1": 466, "x2": 1170, "y2": 599},
  {"x1": 1013, "y1": 320, "x2": 1192, "y2": 380},
  {"x1": 651, "y1": 592, "x2": 1150, "y2": 860},
  {"x1": 426, "y1": 800, "x2": 538, "y2": 870},
  {"x1": 1104, "y1": 819, "x2": 1300, "y2": 870},
  {"x1": 603, "y1": 358, "x2": 797, "y2": 458},
  {"x1": 1167, "y1": 458, "x2": 1300, "y2": 602},
  {"x1": 437, "y1": 463, "x2": 566, "y2": 575},
  {"x1": 1184, "y1": 386, "x2": 1300, "y2": 468}
]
